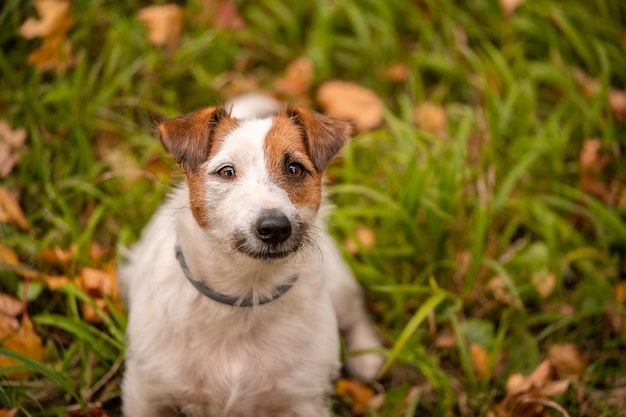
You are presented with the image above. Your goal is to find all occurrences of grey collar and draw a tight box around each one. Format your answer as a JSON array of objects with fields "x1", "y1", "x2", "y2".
[{"x1": 175, "y1": 244, "x2": 297, "y2": 307}]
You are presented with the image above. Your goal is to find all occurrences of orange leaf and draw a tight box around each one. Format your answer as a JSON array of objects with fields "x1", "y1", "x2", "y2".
[
  {"x1": 0, "y1": 121, "x2": 27, "y2": 177},
  {"x1": 335, "y1": 378, "x2": 377, "y2": 415},
  {"x1": 470, "y1": 343, "x2": 491, "y2": 380},
  {"x1": 380, "y1": 62, "x2": 410, "y2": 83},
  {"x1": 317, "y1": 80, "x2": 383, "y2": 132},
  {"x1": 137, "y1": 4, "x2": 184, "y2": 51},
  {"x1": 0, "y1": 315, "x2": 44, "y2": 380},
  {"x1": 0, "y1": 408, "x2": 18, "y2": 417},
  {"x1": 0, "y1": 186, "x2": 29, "y2": 231}
]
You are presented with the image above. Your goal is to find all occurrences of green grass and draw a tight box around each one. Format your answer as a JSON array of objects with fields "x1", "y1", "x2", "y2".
[{"x1": 1, "y1": 0, "x2": 625, "y2": 416}]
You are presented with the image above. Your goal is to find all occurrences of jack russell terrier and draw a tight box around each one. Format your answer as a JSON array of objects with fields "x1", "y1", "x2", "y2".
[{"x1": 121, "y1": 94, "x2": 384, "y2": 417}]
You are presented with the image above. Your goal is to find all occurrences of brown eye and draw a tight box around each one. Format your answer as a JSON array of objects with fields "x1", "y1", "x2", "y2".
[
  {"x1": 217, "y1": 166, "x2": 236, "y2": 179},
  {"x1": 287, "y1": 163, "x2": 305, "y2": 178}
]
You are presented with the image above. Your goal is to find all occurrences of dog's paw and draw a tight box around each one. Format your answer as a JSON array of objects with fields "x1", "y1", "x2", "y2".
[{"x1": 346, "y1": 352, "x2": 385, "y2": 382}]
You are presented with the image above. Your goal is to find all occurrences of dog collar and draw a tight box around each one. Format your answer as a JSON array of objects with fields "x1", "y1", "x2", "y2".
[{"x1": 175, "y1": 244, "x2": 297, "y2": 307}]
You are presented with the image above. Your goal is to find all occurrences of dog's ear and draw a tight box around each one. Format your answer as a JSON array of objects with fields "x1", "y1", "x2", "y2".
[
  {"x1": 285, "y1": 105, "x2": 352, "y2": 171},
  {"x1": 158, "y1": 106, "x2": 234, "y2": 175}
]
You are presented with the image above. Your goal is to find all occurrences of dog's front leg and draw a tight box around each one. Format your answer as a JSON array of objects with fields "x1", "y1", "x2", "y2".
[{"x1": 322, "y1": 238, "x2": 384, "y2": 381}]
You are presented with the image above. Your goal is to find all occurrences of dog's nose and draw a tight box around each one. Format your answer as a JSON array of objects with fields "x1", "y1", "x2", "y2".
[{"x1": 255, "y1": 213, "x2": 292, "y2": 244}]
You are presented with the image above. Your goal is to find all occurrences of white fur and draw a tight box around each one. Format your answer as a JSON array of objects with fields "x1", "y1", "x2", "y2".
[{"x1": 121, "y1": 97, "x2": 383, "y2": 417}]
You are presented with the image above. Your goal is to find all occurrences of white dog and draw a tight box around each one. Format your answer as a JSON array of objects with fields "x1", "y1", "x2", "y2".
[{"x1": 120, "y1": 94, "x2": 383, "y2": 417}]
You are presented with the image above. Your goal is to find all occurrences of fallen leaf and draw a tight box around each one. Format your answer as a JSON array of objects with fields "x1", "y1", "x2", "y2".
[
  {"x1": 77, "y1": 264, "x2": 118, "y2": 323},
  {"x1": 470, "y1": 343, "x2": 491, "y2": 380},
  {"x1": 380, "y1": 62, "x2": 410, "y2": 83},
  {"x1": 0, "y1": 315, "x2": 44, "y2": 380},
  {"x1": 0, "y1": 408, "x2": 18, "y2": 417},
  {"x1": 413, "y1": 102, "x2": 447, "y2": 134},
  {"x1": 335, "y1": 378, "x2": 377, "y2": 415},
  {"x1": 531, "y1": 271, "x2": 555, "y2": 299},
  {"x1": 608, "y1": 88, "x2": 626, "y2": 122},
  {"x1": 345, "y1": 227, "x2": 376, "y2": 255},
  {"x1": 317, "y1": 80, "x2": 383, "y2": 132},
  {"x1": 0, "y1": 121, "x2": 27, "y2": 177},
  {"x1": 0, "y1": 293, "x2": 23, "y2": 318},
  {"x1": 0, "y1": 245, "x2": 19, "y2": 265},
  {"x1": 41, "y1": 245, "x2": 75, "y2": 265},
  {"x1": 43, "y1": 275, "x2": 70, "y2": 291},
  {"x1": 214, "y1": 0, "x2": 245, "y2": 29},
  {"x1": 615, "y1": 282, "x2": 626, "y2": 303},
  {"x1": 487, "y1": 276, "x2": 516, "y2": 306},
  {"x1": 506, "y1": 359, "x2": 554, "y2": 396},
  {"x1": 19, "y1": 0, "x2": 74, "y2": 72},
  {"x1": 435, "y1": 330, "x2": 457, "y2": 348},
  {"x1": 0, "y1": 186, "x2": 30, "y2": 231},
  {"x1": 579, "y1": 139, "x2": 612, "y2": 204},
  {"x1": 274, "y1": 56, "x2": 314, "y2": 104},
  {"x1": 548, "y1": 343, "x2": 587, "y2": 379},
  {"x1": 137, "y1": 4, "x2": 184, "y2": 52},
  {"x1": 574, "y1": 69, "x2": 600, "y2": 97},
  {"x1": 500, "y1": 0, "x2": 524, "y2": 16}
]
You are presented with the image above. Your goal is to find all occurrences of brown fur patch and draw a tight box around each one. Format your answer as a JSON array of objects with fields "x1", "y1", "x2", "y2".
[
  {"x1": 284, "y1": 105, "x2": 352, "y2": 171},
  {"x1": 264, "y1": 110, "x2": 349, "y2": 211},
  {"x1": 158, "y1": 106, "x2": 239, "y2": 227},
  {"x1": 158, "y1": 107, "x2": 239, "y2": 174}
]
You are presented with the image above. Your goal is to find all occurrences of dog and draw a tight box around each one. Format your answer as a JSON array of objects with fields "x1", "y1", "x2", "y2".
[{"x1": 120, "y1": 94, "x2": 384, "y2": 417}]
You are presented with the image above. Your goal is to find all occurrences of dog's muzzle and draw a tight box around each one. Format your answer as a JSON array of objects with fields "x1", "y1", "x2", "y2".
[{"x1": 234, "y1": 209, "x2": 305, "y2": 261}]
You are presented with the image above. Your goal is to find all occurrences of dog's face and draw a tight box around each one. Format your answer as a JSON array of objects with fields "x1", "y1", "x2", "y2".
[{"x1": 158, "y1": 105, "x2": 351, "y2": 262}]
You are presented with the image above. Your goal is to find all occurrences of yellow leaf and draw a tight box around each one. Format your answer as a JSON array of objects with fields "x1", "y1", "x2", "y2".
[
  {"x1": 0, "y1": 408, "x2": 19, "y2": 417},
  {"x1": 137, "y1": 4, "x2": 184, "y2": 51},
  {"x1": 0, "y1": 315, "x2": 44, "y2": 380},
  {"x1": 317, "y1": 80, "x2": 383, "y2": 132}
]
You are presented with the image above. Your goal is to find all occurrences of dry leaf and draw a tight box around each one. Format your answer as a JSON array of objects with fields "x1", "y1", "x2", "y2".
[
  {"x1": 0, "y1": 315, "x2": 44, "y2": 380},
  {"x1": 548, "y1": 343, "x2": 587, "y2": 379},
  {"x1": 345, "y1": 227, "x2": 376, "y2": 254},
  {"x1": 500, "y1": 0, "x2": 525, "y2": 16},
  {"x1": 506, "y1": 359, "x2": 553, "y2": 396},
  {"x1": 77, "y1": 265, "x2": 118, "y2": 323},
  {"x1": 0, "y1": 186, "x2": 30, "y2": 231},
  {"x1": 274, "y1": 57, "x2": 314, "y2": 104},
  {"x1": 44, "y1": 275, "x2": 70, "y2": 291},
  {"x1": 413, "y1": 102, "x2": 447, "y2": 134},
  {"x1": 608, "y1": 88, "x2": 626, "y2": 122},
  {"x1": 19, "y1": 0, "x2": 74, "y2": 72},
  {"x1": 380, "y1": 62, "x2": 410, "y2": 83},
  {"x1": 335, "y1": 378, "x2": 377, "y2": 415},
  {"x1": 615, "y1": 282, "x2": 626, "y2": 303},
  {"x1": 487, "y1": 276, "x2": 516, "y2": 306},
  {"x1": 531, "y1": 271, "x2": 555, "y2": 299},
  {"x1": 435, "y1": 330, "x2": 457, "y2": 348},
  {"x1": 470, "y1": 343, "x2": 491, "y2": 380},
  {"x1": 0, "y1": 293, "x2": 23, "y2": 318},
  {"x1": 0, "y1": 408, "x2": 18, "y2": 417},
  {"x1": 0, "y1": 121, "x2": 27, "y2": 177},
  {"x1": 214, "y1": 0, "x2": 245, "y2": 29},
  {"x1": 317, "y1": 80, "x2": 383, "y2": 132},
  {"x1": 579, "y1": 139, "x2": 612, "y2": 204},
  {"x1": 137, "y1": 4, "x2": 184, "y2": 52},
  {"x1": 0, "y1": 245, "x2": 19, "y2": 265}
]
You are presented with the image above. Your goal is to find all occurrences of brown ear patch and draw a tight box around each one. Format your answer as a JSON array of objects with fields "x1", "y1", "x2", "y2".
[
  {"x1": 158, "y1": 106, "x2": 238, "y2": 175},
  {"x1": 283, "y1": 105, "x2": 352, "y2": 171}
]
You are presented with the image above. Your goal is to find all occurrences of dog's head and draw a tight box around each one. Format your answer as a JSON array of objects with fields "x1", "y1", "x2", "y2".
[{"x1": 158, "y1": 104, "x2": 351, "y2": 262}]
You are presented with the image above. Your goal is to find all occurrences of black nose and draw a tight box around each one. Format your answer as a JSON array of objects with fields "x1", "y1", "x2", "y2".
[{"x1": 255, "y1": 213, "x2": 292, "y2": 244}]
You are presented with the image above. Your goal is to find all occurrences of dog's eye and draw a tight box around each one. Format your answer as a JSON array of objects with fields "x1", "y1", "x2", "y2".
[
  {"x1": 217, "y1": 166, "x2": 236, "y2": 179},
  {"x1": 287, "y1": 163, "x2": 305, "y2": 178}
]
